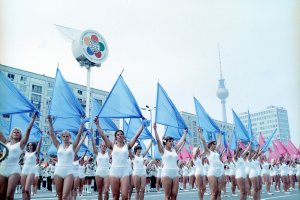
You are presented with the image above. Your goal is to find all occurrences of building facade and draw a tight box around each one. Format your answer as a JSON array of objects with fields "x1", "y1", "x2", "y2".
[
  {"x1": 0, "y1": 64, "x2": 112, "y2": 154},
  {"x1": 238, "y1": 106, "x2": 290, "y2": 143},
  {"x1": 181, "y1": 111, "x2": 234, "y2": 147}
]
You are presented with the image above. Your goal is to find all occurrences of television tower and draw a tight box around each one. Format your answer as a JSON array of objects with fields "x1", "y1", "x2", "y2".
[{"x1": 216, "y1": 45, "x2": 229, "y2": 122}]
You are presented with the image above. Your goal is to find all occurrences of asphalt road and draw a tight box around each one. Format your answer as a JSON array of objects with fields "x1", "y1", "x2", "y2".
[{"x1": 15, "y1": 185, "x2": 299, "y2": 200}]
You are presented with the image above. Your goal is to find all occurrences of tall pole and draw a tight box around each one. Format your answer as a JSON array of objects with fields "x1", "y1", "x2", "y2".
[
  {"x1": 149, "y1": 109, "x2": 153, "y2": 158},
  {"x1": 85, "y1": 66, "x2": 91, "y2": 146}
]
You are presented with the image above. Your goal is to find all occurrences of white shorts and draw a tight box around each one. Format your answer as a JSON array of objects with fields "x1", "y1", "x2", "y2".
[
  {"x1": 249, "y1": 170, "x2": 258, "y2": 178},
  {"x1": 109, "y1": 166, "x2": 129, "y2": 178},
  {"x1": 235, "y1": 169, "x2": 246, "y2": 179},
  {"x1": 21, "y1": 165, "x2": 36, "y2": 175},
  {"x1": 161, "y1": 168, "x2": 178, "y2": 179},
  {"x1": 96, "y1": 168, "x2": 109, "y2": 177},
  {"x1": 195, "y1": 168, "x2": 204, "y2": 176},
  {"x1": 54, "y1": 166, "x2": 74, "y2": 178},
  {"x1": 0, "y1": 164, "x2": 21, "y2": 177},
  {"x1": 133, "y1": 168, "x2": 146, "y2": 176},
  {"x1": 207, "y1": 168, "x2": 223, "y2": 178},
  {"x1": 262, "y1": 170, "x2": 270, "y2": 176}
]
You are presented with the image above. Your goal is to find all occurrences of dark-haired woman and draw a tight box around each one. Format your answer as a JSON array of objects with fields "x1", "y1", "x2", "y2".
[
  {"x1": 197, "y1": 127, "x2": 223, "y2": 200},
  {"x1": 153, "y1": 123, "x2": 187, "y2": 200},
  {"x1": 94, "y1": 117, "x2": 144, "y2": 200},
  {"x1": 0, "y1": 112, "x2": 37, "y2": 200},
  {"x1": 132, "y1": 141, "x2": 152, "y2": 200},
  {"x1": 21, "y1": 136, "x2": 42, "y2": 200}
]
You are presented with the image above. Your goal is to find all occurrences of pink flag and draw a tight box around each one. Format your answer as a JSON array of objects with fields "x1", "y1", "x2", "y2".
[
  {"x1": 238, "y1": 141, "x2": 246, "y2": 150},
  {"x1": 275, "y1": 138, "x2": 288, "y2": 155},
  {"x1": 287, "y1": 140, "x2": 300, "y2": 155},
  {"x1": 258, "y1": 132, "x2": 265, "y2": 146},
  {"x1": 181, "y1": 146, "x2": 192, "y2": 160}
]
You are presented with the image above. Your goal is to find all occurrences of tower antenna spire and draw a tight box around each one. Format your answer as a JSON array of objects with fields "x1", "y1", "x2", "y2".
[{"x1": 218, "y1": 43, "x2": 223, "y2": 79}]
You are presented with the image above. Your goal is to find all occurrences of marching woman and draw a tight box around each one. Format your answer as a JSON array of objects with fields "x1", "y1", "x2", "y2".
[
  {"x1": 296, "y1": 158, "x2": 300, "y2": 190},
  {"x1": 188, "y1": 160, "x2": 196, "y2": 190},
  {"x1": 91, "y1": 133, "x2": 111, "y2": 200},
  {"x1": 73, "y1": 133, "x2": 88, "y2": 200},
  {"x1": 47, "y1": 115, "x2": 86, "y2": 200},
  {"x1": 181, "y1": 161, "x2": 189, "y2": 191},
  {"x1": 227, "y1": 154, "x2": 238, "y2": 196},
  {"x1": 197, "y1": 127, "x2": 223, "y2": 200},
  {"x1": 279, "y1": 156, "x2": 290, "y2": 193},
  {"x1": 0, "y1": 111, "x2": 37, "y2": 200},
  {"x1": 233, "y1": 142, "x2": 252, "y2": 200},
  {"x1": 21, "y1": 135, "x2": 42, "y2": 200},
  {"x1": 155, "y1": 159, "x2": 162, "y2": 192},
  {"x1": 153, "y1": 123, "x2": 187, "y2": 200},
  {"x1": 261, "y1": 155, "x2": 272, "y2": 194},
  {"x1": 78, "y1": 157, "x2": 86, "y2": 196},
  {"x1": 94, "y1": 116, "x2": 144, "y2": 200},
  {"x1": 132, "y1": 141, "x2": 152, "y2": 200},
  {"x1": 249, "y1": 146, "x2": 263, "y2": 200},
  {"x1": 193, "y1": 147, "x2": 205, "y2": 200},
  {"x1": 32, "y1": 159, "x2": 42, "y2": 196}
]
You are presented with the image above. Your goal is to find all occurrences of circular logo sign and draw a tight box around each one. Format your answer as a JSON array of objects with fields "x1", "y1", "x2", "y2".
[{"x1": 80, "y1": 30, "x2": 108, "y2": 65}]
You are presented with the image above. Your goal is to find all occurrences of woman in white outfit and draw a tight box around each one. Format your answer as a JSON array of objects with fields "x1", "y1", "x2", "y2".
[
  {"x1": 296, "y1": 158, "x2": 300, "y2": 190},
  {"x1": 279, "y1": 157, "x2": 289, "y2": 193},
  {"x1": 94, "y1": 117, "x2": 144, "y2": 200},
  {"x1": 248, "y1": 148, "x2": 263, "y2": 200},
  {"x1": 261, "y1": 155, "x2": 272, "y2": 194},
  {"x1": 181, "y1": 161, "x2": 189, "y2": 191},
  {"x1": 73, "y1": 135, "x2": 88, "y2": 200},
  {"x1": 193, "y1": 147, "x2": 205, "y2": 200},
  {"x1": 0, "y1": 112, "x2": 37, "y2": 200},
  {"x1": 33, "y1": 159, "x2": 42, "y2": 196},
  {"x1": 91, "y1": 135, "x2": 111, "y2": 200},
  {"x1": 227, "y1": 155, "x2": 237, "y2": 196},
  {"x1": 47, "y1": 115, "x2": 86, "y2": 200},
  {"x1": 153, "y1": 123, "x2": 187, "y2": 200},
  {"x1": 155, "y1": 159, "x2": 162, "y2": 192},
  {"x1": 21, "y1": 135, "x2": 42, "y2": 200},
  {"x1": 197, "y1": 127, "x2": 223, "y2": 200},
  {"x1": 132, "y1": 141, "x2": 152, "y2": 200},
  {"x1": 188, "y1": 160, "x2": 196, "y2": 190}
]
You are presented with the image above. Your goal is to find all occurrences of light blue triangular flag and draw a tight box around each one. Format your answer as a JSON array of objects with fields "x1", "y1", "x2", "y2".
[
  {"x1": 0, "y1": 115, "x2": 10, "y2": 138},
  {"x1": 0, "y1": 71, "x2": 38, "y2": 115},
  {"x1": 97, "y1": 75, "x2": 143, "y2": 118},
  {"x1": 232, "y1": 109, "x2": 250, "y2": 142},
  {"x1": 49, "y1": 68, "x2": 85, "y2": 118},
  {"x1": 126, "y1": 118, "x2": 155, "y2": 142},
  {"x1": 262, "y1": 128, "x2": 277, "y2": 152},
  {"x1": 138, "y1": 139, "x2": 151, "y2": 158},
  {"x1": 230, "y1": 130, "x2": 237, "y2": 151},
  {"x1": 10, "y1": 113, "x2": 42, "y2": 142},
  {"x1": 155, "y1": 83, "x2": 189, "y2": 134},
  {"x1": 91, "y1": 99, "x2": 118, "y2": 131},
  {"x1": 247, "y1": 110, "x2": 258, "y2": 149},
  {"x1": 154, "y1": 144, "x2": 162, "y2": 160}
]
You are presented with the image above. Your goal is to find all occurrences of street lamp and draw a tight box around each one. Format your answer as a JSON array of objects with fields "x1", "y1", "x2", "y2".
[{"x1": 141, "y1": 105, "x2": 156, "y2": 158}]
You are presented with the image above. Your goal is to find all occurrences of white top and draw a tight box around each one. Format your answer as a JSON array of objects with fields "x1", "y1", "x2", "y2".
[
  {"x1": 96, "y1": 152, "x2": 110, "y2": 169},
  {"x1": 261, "y1": 162, "x2": 270, "y2": 174},
  {"x1": 189, "y1": 166, "x2": 195, "y2": 176},
  {"x1": 133, "y1": 155, "x2": 145, "y2": 170},
  {"x1": 56, "y1": 144, "x2": 74, "y2": 167},
  {"x1": 182, "y1": 166, "x2": 189, "y2": 176},
  {"x1": 280, "y1": 163, "x2": 289, "y2": 176},
  {"x1": 23, "y1": 151, "x2": 36, "y2": 167},
  {"x1": 111, "y1": 145, "x2": 128, "y2": 168},
  {"x1": 207, "y1": 151, "x2": 223, "y2": 170},
  {"x1": 73, "y1": 160, "x2": 79, "y2": 172},
  {"x1": 162, "y1": 149, "x2": 178, "y2": 170},
  {"x1": 2, "y1": 142, "x2": 22, "y2": 165},
  {"x1": 235, "y1": 158, "x2": 245, "y2": 172},
  {"x1": 229, "y1": 162, "x2": 236, "y2": 175},
  {"x1": 194, "y1": 157, "x2": 203, "y2": 174},
  {"x1": 296, "y1": 164, "x2": 300, "y2": 176}
]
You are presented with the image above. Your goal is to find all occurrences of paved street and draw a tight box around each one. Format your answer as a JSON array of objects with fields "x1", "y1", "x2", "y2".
[{"x1": 15, "y1": 185, "x2": 300, "y2": 200}]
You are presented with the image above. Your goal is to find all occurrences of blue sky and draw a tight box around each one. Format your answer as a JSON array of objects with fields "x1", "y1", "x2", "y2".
[{"x1": 1, "y1": 0, "x2": 299, "y2": 145}]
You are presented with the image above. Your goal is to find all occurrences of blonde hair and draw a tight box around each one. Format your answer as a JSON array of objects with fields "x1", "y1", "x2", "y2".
[{"x1": 10, "y1": 127, "x2": 22, "y2": 141}]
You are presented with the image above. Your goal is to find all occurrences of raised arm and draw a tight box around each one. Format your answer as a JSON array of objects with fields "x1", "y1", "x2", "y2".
[
  {"x1": 241, "y1": 141, "x2": 252, "y2": 157},
  {"x1": 176, "y1": 140, "x2": 185, "y2": 154},
  {"x1": 0, "y1": 131, "x2": 7, "y2": 143},
  {"x1": 197, "y1": 127, "x2": 210, "y2": 156},
  {"x1": 128, "y1": 124, "x2": 144, "y2": 149},
  {"x1": 193, "y1": 147, "x2": 200, "y2": 160},
  {"x1": 215, "y1": 131, "x2": 222, "y2": 151},
  {"x1": 142, "y1": 141, "x2": 153, "y2": 157},
  {"x1": 94, "y1": 117, "x2": 113, "y2": 150},
  {"x1": 20, "y1": 112, "x2": 37, "y2": 149},
  {"x1": 35, "y1": 135, "x2": 43, "y2": 156},
  {"x1": 91, "y1": 132, "x2": 98, "y2": 155},
  {"x1": 175, "y1": 129, "x2": 187, "y2": 152},
  {"x1": 47, "y1": 115, "x2": 60, "y2": 149},
  {"x1": 153, "y1": 123, "x2": 164, "y2": 155},
  {"x1": 233, "y1": 147, "x2": 240, "y2": 161},
  {"x1": 73, "y1": 122, "x2": 84, "y2": 151},
  {"x1": 74, "y1": 132, "x2": 88, "y2": 154}
]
